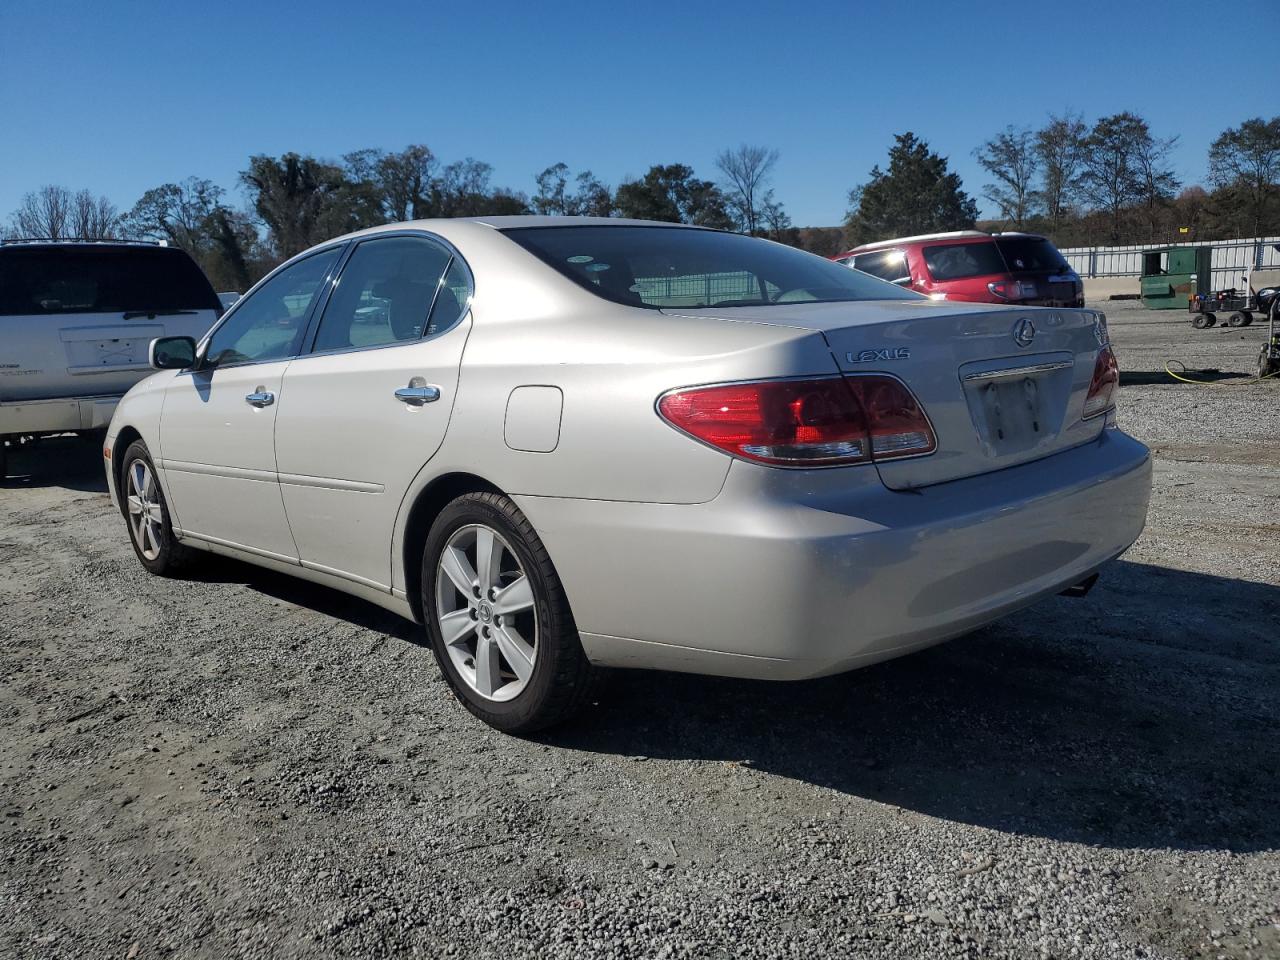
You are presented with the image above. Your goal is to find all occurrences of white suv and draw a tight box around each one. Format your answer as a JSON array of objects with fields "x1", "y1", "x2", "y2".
[{"x1": 0, "y1": 239, "x2": 222, "y2": 476}]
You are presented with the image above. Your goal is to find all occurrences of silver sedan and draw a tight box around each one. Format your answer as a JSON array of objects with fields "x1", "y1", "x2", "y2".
[{"x1": 105, "y1": 217, "x2": 1151, "y2": 732}]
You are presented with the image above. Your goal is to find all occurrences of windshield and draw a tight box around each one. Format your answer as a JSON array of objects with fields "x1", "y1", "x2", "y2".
[
  {"x1": 502, "y1": 225, "x2": 921, "y2": 309},
  {"x1": 994, "y1": 236, "x2": 1070, "y2": 273},
  {"x1": 0, "y1": 245, "x2": 221, "y2": 317}
]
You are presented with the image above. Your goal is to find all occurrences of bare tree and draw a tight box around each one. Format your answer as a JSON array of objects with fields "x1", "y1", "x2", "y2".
[
  {"x1": 1208, "y1": 116, "x2": 1280, "y2": 239},
  {"x1": 125, "y1": 178, "x2": 224, "y2": 249},
  {"x1": 761, "y1": 190, "x2": 791, "y2": 240},
  {"x1": 1034, "y1": 112, "x2": 1088, "y2": 229},
  {"x1": 8, "y1": 185, "x2": 74, "y2": 239},
  {"x1": 69, "y1": 190, "x2": 121, "y2": 239},
  {"x1": 1133, "y1": 131, "x2": 1181, "y2": 241},
  {"x1": 533, "y1": 163, "x2": 613, "y2": 217},
  {"x1": 975, "y1": 126, "x2": 1038, "y2": 227},
  {"x1": 716, "y1": 144, "x2": 781, "y2": 234},
  {"x1": 1081, "y1": 113, "x2": 1149, "y2": 244}
]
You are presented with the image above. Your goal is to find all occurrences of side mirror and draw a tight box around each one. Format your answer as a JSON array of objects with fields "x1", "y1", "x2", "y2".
[{"x1": 149, "y1": 336, "x2": 197, "y2": 370}]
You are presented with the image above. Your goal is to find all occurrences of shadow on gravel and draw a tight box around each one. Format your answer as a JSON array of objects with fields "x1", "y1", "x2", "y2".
[
  {"x1": 189, "y1": 555, "x2": 424, "y2": 643},
  {"x1": 1, "y1": 435, "x2": 108, "y2": 493},
  {"x1": 548, "y1": 559, "x2": 1280, "y2": 853},
  {"x1": 1120, "y1": 368, "x2": 1245, "y2": 386}
]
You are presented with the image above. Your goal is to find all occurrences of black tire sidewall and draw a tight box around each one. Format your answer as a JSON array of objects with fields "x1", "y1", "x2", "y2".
[
  {"x1": 421, "y1": 493, "x2": 576, "y2": 732},
  {"x1": 120, "y1": 440, "x2": 183, "y2": 575}
]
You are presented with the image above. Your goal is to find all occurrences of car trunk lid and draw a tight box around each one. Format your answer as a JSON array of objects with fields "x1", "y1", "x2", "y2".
[{"x1": 663, "y1": 300, "x2": 1109, "y2": 490}]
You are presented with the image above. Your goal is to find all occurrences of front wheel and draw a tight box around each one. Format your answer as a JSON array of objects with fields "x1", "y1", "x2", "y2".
[
  {"x1": 422, "y1": 491, "x2": 598, "y2": 733},
  {"x1": 119, "y1": 440, "x2": 192, "y2": 576}
]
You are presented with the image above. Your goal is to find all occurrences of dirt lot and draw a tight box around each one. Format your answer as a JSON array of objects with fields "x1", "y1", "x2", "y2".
[{"x1": 1, "y1": 299, "x2": 1277, "y2": 959}]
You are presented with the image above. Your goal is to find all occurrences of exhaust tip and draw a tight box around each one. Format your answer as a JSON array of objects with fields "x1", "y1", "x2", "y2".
[{"x1": 1058, "y1": 573, "x2": 1099, "y2": 599}]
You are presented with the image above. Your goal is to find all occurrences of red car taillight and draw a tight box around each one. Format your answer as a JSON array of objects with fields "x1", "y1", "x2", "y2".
[
  {"x1": 988, "y1": 280, "x2": 1038, "y2": 301},
  {"x1": 1083, "y1": 345, "x2": 1119, "y2": 419},
  {"x1": 657, "y1": 376, "x2": 935, "y2": 467}
]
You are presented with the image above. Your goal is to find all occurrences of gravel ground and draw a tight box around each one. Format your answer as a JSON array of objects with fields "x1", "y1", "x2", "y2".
[{"x1": 1, "y1": 299, "x2": 1277, "y2": 959}]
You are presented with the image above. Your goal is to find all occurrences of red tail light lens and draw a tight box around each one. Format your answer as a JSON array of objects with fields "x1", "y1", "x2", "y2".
[
  {"x1": 988, "y1": 280, "x2": 1038, "y2": 301},
  {"x1": 657, "y1": 376, "x2": 935, "y2": 467},
  {"x1": 1083, "y1": 345, "x2": 1119, "y2": 419},
  {"x1": 848, "y1": 375, "x2": 937, "y2": 459}
]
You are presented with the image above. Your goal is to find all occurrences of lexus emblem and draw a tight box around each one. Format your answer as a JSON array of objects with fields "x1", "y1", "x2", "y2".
[{"x1": 1012, "y1": 317, "x2": 1036, "y2": 348}]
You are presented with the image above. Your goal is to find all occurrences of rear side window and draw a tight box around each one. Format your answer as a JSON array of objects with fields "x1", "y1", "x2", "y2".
[
  {"x1": 503, "y1": 225, "x2": 917, "y2": 309},
  {"x1": 0, "y1": 245, "x2": 221, "y2": 316},
  {"x1": 921, "y1": 242, "x2": 1007, "y2": 281},
  {"x1": 311, "y1": 236, "x2": 454, "y2": 353},
  {"x1": 994, "y1": 236, "x2": 1069, "y2": 273},
  {"x1": 851, "y1": 249, "x2": 911, "y2": 284}
]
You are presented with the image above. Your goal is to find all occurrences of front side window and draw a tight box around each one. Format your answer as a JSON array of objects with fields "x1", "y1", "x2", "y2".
[
  {"x1": 205, "y1": 247, "x2": 341, "y2": 366},
  {"x1": 921, "y1": 242, "x2": 1007, "y2": 282},
  {"x1": 503, "y1": 226, "x2": 919, "y2": 309},
  {"x1": 851, "y1": 249, "x2": 911, "y2": 284},
  {"x1": 311, "y1": 236, "x2": 456, "y2": 353}
]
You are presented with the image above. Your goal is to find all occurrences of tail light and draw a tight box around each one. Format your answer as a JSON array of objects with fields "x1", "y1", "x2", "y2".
[
  {"x1": 988, "y1": 280, "x2": 1038, "y2": 301},
  {"x1": 657, "y1": 375, "x2": 935, "y2": 467},
  {"x1": 1083, "y1": 345, "x2": 1119, "y2": 419}
]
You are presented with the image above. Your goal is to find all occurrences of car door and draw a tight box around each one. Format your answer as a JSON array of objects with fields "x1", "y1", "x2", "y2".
[
  {"x1": 273, "y1": 234, "x2": 472, "y2": 589},
  {"x1": 158, "y1": 246, "x2": 343, "y2": 562}
]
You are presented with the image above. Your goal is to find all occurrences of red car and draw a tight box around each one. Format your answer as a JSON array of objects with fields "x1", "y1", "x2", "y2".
[{"x1": 832, "y1": 231, "x2": 1084, "y2": 308}]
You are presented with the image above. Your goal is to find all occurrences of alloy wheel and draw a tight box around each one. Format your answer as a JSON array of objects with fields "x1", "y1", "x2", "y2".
[
  {"x1": 126, "y1": 459, "x2": 164, "y2": 561},
  {"x1": 435, "y1": 523, "x2": 538, "y2": 702}
]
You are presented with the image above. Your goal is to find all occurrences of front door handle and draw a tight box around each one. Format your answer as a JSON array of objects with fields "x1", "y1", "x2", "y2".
[
  {"x1": 245, "y1": 389, "x2": 275, "y2": 408},
  {"x1": 395, "y1": 384, "x2": 441, "y2": 406}
]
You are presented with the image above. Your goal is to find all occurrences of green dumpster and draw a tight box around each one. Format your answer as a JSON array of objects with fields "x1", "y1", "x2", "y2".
[{"x1": 1140, "y1": 246, "x2": 1211, "y2": 309}]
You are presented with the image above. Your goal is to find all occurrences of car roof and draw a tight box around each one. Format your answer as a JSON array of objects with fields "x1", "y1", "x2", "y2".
[
  {"x1": 327, "y1": 215, "x2": 712, "y2": 247},
  {"x1": 462, "y1": 215, "x2": 707, "y2": 230},
  {"x1": 0, "y1": 238, "x2": 175, "y2": 251},
  {"x1": 840, "y1": 230, "x2": 1049, "y2": 258}
]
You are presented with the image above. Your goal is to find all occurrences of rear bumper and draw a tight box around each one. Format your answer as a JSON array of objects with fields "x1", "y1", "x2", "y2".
[
  {"x1": 516, "y1": 427, "x2": 1151, "y2": 680},
  {"x1": 0, "y1": 395, "x2": 119, "y2": 436}
]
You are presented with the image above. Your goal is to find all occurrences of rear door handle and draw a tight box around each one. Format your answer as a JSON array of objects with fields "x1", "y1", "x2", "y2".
[
  {"x1": 245, "y1": 390, "x2": 275, "y2": 408},
  {"x1": 395, "y1": 384, "x2": 441, "y2": 406}
]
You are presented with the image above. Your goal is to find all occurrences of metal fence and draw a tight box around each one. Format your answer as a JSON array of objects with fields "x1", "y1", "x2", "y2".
[
  {"x1": 1060, "y1": 237, "x2": 1280, "y2": 291},
  {"x1": 633, "y1": 271, "x2": 758, "y2": 306}
]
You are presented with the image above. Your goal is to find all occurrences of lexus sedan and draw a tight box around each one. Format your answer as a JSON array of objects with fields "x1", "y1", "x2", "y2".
[{"x1": 105, "y1": 217, "x2": 1152, "y2": 733}]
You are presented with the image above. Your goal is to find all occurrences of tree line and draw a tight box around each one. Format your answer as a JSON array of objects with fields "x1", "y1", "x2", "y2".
[
  {"x1": 5, "y1": 112, "x2": 1278, "y2": 288},
  {"x1": 967, "y1": 113, "x2": 1280, "y2": 247},
  {"x1": 3, "y1": 145, "x2": 791, "y2": 290}
]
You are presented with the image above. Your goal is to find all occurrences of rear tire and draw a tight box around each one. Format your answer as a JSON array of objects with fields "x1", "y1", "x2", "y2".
[
  {"x1": 1229, "y1": 312, "x2": 1248, "y2": 328},
  {"x1": 1192, "y1": 313, "x2": 1212, "y2": 329},
  {"x1": 119, "y1": 440, "x2": 192, "y2": 576},
  {"x1": 421, "y1": 491, "x2": 598, "y2": 733}
]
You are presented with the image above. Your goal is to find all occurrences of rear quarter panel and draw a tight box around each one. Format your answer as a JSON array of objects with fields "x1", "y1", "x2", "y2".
[{"x1": 388, "y1": 222, "x2": 841, "y2": 592}]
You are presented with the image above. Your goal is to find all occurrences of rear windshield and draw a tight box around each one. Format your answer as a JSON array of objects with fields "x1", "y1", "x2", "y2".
[
  {"x1": 502, "y1": 225, "x2": 920, "y2": 309},
  {"x1": 0, "y1": 245, "x2": 221, "y2": 317},
  {"x1": 921, "y1": 242, "x2": 1007, "y2": 281},
  {"x1": 994, "y1": 236, "x2": 1069, "y2": 273}
]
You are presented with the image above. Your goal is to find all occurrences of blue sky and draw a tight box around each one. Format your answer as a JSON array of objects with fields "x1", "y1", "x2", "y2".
[{"x1": 2, "y1": 0, "x2": 1277, "y2": 228}]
